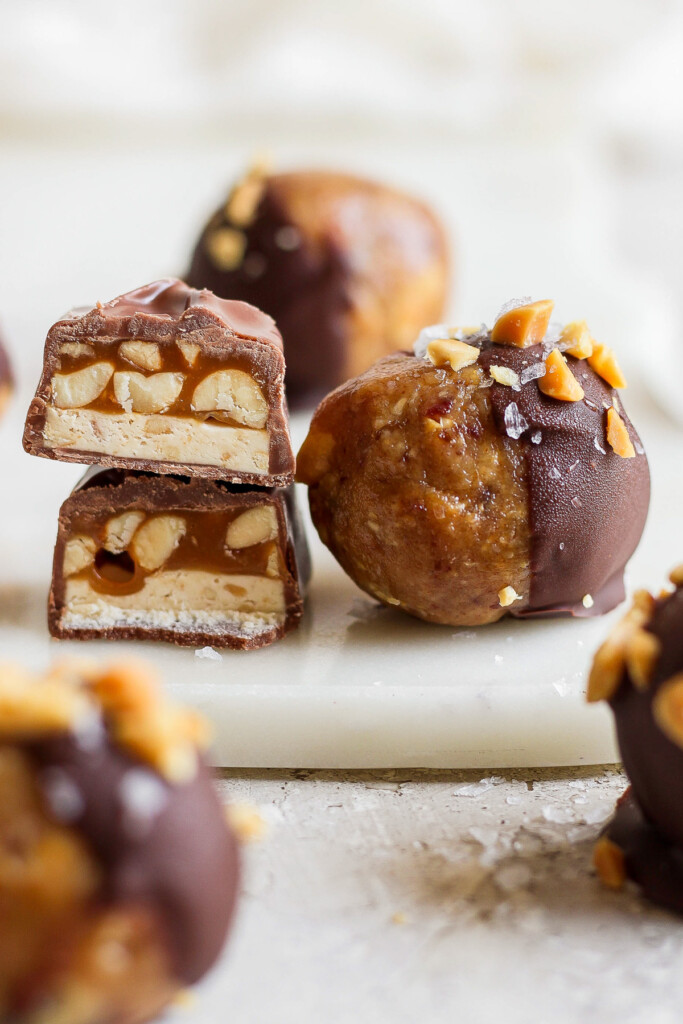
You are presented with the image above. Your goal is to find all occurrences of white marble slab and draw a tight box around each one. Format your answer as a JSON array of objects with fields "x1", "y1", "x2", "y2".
[{"x1": 0, "y1": 389, "x2": 676, "y2": 770}]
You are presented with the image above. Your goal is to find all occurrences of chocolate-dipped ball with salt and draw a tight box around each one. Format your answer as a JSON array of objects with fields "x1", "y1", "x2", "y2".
[
  {"x1": 590, "y1": 567, "x2": 683, "y2": 912},
  {"x1": 0, "y1": 660, "x2": 239, "y2": 1023},
  {"x1": 186, "y1": 165, "x2": 449, "y2": 405},
  {"x1": 297, "y1": 299, "x2": 649, "y2": 626}
]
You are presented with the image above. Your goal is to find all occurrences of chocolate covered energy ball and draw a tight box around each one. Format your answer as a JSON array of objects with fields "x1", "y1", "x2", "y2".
[
  {"x1": 186, "y1": 165, "x2": 449, "y2": 404},
  {"x1": 297, "y1": 300, "x2": 650, "y2": 626},
  {"x1": 0, "y1": 327, "x2": 13, "y2": 416},
  {"x1": 0, "y1": 659, "x2": 239, "y2": 1023},
  {"x1": 590, "y1": 567, "x2": 683, "y2": 911}
]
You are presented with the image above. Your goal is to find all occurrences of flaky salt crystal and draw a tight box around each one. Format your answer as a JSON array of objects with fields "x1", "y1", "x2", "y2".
[
  {"x1": 520, "y1": 363, "x2": 546, "y2": 386},
  {"x1": 195, "y1": 646, "x2": 223, "y2": 662},
  {"x1": 496, "y1": 296, "x2": 532, "y2": 321},
  {"x1": 503, "y1": 402, "x2": 529, "y2": 439},
  {"x1": 549, "y1": 466, "x2": 561, "y2": 480},
  {"x1": 530, "y1": 431, "x2": 542, "y2": 444},
  {"x1": 594, "y1": 437, "x2": 607, "y2": 454},
  {"x1": 40, "y1": 767, "x2": 84, "y2": 823}
]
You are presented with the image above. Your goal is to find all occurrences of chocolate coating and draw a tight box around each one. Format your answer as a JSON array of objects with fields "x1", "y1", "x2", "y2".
[
  {"x1": 603, "y1": 788, "x2": 683, "y2": 916},
  {"x1": 50, "y1": 468, "x2": 310, "y2": 649},
  {"x1": 23, "y1": 278, "x2": 295, "y2": 486},
  {"x1": 28, "y1": 731, "x2": 239, "y2": 985},
  {"x1": 298, "y1": 335, "x2": 649, "y2": 624},
  {"x1": 187, "y1": 170, "x2": 449, "y2": 405},
  {"x1": 476, "y1": 342, "x2": 650, "y2": 617},
  {"x1": 610, "y1": 584, "x2": 683, "y2": 847}
]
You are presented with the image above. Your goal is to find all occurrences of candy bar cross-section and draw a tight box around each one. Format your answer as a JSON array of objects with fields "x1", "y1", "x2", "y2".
[
  {"x1": 49, "y1": 469, "x2": 310, "y2": 649},
  {"x1": 23, "y1": 278, "x2": 295, "y2": 486}
]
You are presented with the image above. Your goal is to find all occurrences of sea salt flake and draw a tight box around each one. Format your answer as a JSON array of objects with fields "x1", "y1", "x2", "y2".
[
  {"x1": 496, "y1": 296, "x2": 532, "y2": 321},
  {"x1": 530, "y1": 430, "x2": 542, "y2": 444},
  {"x1": 594, "y1": 436, "x2": 607, "y2": 454},
  {"x1": 549, "y1": 466, "x2": 561, "y2": 480},
  {"x1": 40, "y1": 768, "x2": 84, "y2": 823},
  {"x1": 582, "y1": 802, "x2": 612, "y2": 825},
  {"x1": 120, "y1": 769, "x2": 168, "y2": 837},
  {"x1": 571, "y1": 496, "x2": 583, "y2": 509},
  {"x1": 521, "y1": 363, "x2": 546, "y2": 386},
  {"x1": 495, "y1": 862, "x2": 533, "y2": 893},
  {"x1": 195, "y1": 646, "x2": 223, "y2": 662},
  {"x1": 503, "y1": 402, "x2": 529, "y2": 439},
  {"x1": 454, "y1": 776, "x2": 504, "y2": 797},
  {"x1": 274, "y1": 226, "x2": 301, "y2": 251},
  {"x1": 72, "y1": 706, "x2": 105, "y2": 751},
  {"x1": 544, "y1": 321, "x2": 564, "y2": 347},
  {"x1": 542, "y1": 804, "x2": 575, "y2": 824}
]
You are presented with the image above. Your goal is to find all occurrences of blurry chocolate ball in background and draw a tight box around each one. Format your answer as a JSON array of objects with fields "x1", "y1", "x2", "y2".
[{"x1": 186, "y1": 166, "x2": 450, "y2": 406}]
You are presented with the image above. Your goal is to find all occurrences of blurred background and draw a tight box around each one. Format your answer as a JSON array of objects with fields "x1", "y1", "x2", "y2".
[{"x1": 1, "y1": 0, "x2": 682, "y2": 418}]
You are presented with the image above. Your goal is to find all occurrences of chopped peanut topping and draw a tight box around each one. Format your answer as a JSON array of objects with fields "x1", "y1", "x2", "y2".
[
  {"x1": 489, "y1": 365, "x2": 520, "y2": 389},
  {"x1": 653, "y1": 673, "x2": 683, "y2": 750},
  {"x1": 593, "y1": 836, "x2": 626, "y2": 890},
  {"x1": 625, "y1": 628, "x2": 661, "y2": 691},
  {"x1": 491, "y1": 299, "x2": 554, "y2": 348},
  {"x1": 426, "y1": 338, "x2": 480, "y2": 372},
  {"x1": 224, "y1": 162, "x2": 269, "y2": 227},
  {"x1": 227, "y1": 803, "x2": 268, "y2": 843},
  {"x1": 0, "y1": 659, "x2": 211, "y2": 784},
  {"x1": 538, "y1": 349, "x2": 585, "y2": 402},
  {"x1": 498, "y1": 585, "x2": 522, "y2": 607},
  {"x1": 588, "y1": 343, "x2": 627, "y2": 389},
  {"x1": 669, "y1": 564, "x2": 683, "y2": 587},
  {"x1": 206, "y1": 227, "x2": 246, "y2": 271},
  {"x1": 0, "y1": 663, "x2": 95, "y2": 738},
  {"x1": 587, "y1": 590, "x2": 655, "y2": 702},
  {"x1": 560, "y1": 320, "x2": 594, "y2": 359},
  {"x1": 606, "y1": 408, "x2": 635, "y2": 458}
]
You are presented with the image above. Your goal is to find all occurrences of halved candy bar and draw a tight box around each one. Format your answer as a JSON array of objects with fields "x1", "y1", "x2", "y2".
[
  {"x1": 49, "y1": 469, "x2": 310, "y2": 649},
  {"x1": 23, "y1": 278, "x2": 295, "y2": 486}
]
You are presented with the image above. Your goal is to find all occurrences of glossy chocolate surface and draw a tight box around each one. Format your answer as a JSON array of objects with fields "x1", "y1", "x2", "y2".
[
  {"x1": 475, "y1": 337, "x2": 650, "y2": 617},
  {"x1": 28, "y1": 730, "x2": 239, "y2": 985}
]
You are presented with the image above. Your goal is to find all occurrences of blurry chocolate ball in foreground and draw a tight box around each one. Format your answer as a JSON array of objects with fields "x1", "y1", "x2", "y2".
[{"x1": 0, "y1": 659, "x2": 239, "y2": 1023}]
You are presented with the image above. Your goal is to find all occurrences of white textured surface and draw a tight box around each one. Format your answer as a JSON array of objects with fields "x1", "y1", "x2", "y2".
[{"x1": 175, "y1": 765, "x2": 683, "y2": 1024}]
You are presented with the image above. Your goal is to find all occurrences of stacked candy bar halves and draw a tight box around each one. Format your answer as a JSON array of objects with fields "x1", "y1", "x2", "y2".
[{"x1": 23, "y1": 278, "x2": 309, "y2": 649}]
